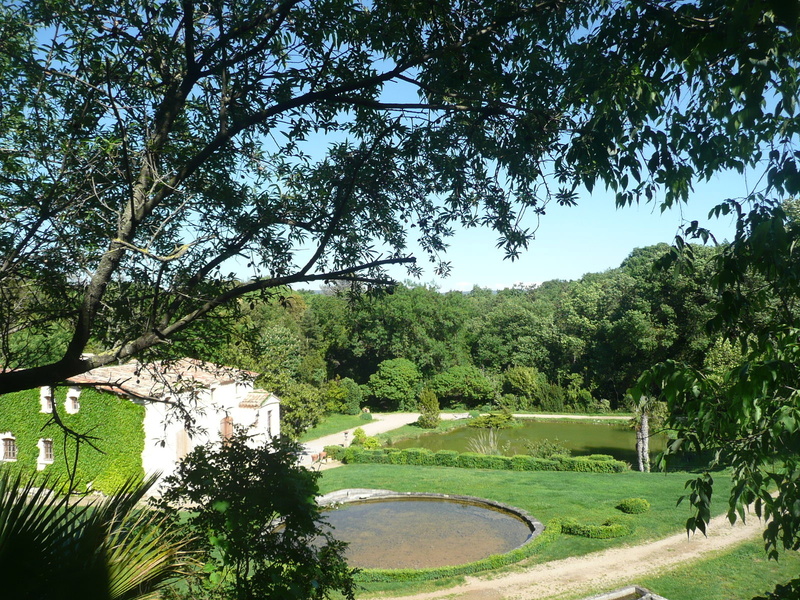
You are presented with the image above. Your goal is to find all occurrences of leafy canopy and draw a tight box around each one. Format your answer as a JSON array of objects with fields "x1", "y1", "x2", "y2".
[{"x1": 2, "y1": 0, "x2": 799, "y2": 391}]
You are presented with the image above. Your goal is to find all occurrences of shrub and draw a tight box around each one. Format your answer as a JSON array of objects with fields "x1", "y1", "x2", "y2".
[
  {"x1": 358, "y1": 411, "x2": 373, "y2": 421},
  {"x1": 468, "y1": 412, "x2": 515, "y2": 429},
  {"x1": 323, "y1": 445, "x2": 346, "y2": 461},
  {"x1": 433, "y1": 450, "x2": 459, "y2": 467},
  {"x1": 561, "y1": 515, "x2": 633, "y2": 539},
  {"x1": 351, "y1": 427, "x2": 380, "y2": 449},
  {"x1": 557, "y1": 456, "x2": 627, "y2": 473},
  {"x1": 524, "y1": 438, "x2": 572, "y2": 459},
  {"x1": 333, "y1": 446, "x2": 628, "y2": 473},
  {"x1": 352, "y1": 427, "x2": 367, "y2": 444},
  {"x1": 403, "y1": 448, "x2": 435, "y2": 465},
  {"x1": 616, "y1": 497, "x2": 651, "y2": 514},
  {"x1": 417, "y1": 388, "x2": 441, "y2": 429},
  {"x1": 587, "y1": 454, "x2": 615, "y2": 461}
]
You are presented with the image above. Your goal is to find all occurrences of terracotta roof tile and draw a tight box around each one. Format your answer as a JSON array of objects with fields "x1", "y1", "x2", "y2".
[{"x1": 67, "y1": 358, "x2": 258, "y2": 400}]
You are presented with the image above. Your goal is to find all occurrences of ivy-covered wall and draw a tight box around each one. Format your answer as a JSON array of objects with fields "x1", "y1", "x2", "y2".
[{"x1": 0, "y1": 387, "x2": 145, "y2": 493}]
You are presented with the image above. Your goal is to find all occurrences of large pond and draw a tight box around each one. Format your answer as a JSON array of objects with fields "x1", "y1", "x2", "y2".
[
  {"x1": 321, "y1": 495, "x2": 535, "y2": 569},
  {"x1": 387, "y1": 419, "x2": 667, "y2": 464}
]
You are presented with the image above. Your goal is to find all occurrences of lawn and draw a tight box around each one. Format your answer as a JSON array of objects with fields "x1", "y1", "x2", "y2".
[
  {"x1": 638, "y1": 539, "x2": 800, "y2": 600},
  {"x1": 299, "y1": 414, "x2": 367, "y2": 442},
  {"x1": 317, "y1": 464, "x2": 734, "y2": 564}
]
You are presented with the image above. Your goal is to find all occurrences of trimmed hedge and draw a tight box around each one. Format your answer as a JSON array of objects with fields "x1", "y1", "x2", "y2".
[
  {"x1": 561, "y1": 515, "x2": 633, "y2": 539},
  {"x1": 355, "y1": 518, "x2": 563, "y2": 583},
  {"x1": 322, "y1": 445, "x2": 628, "y2": 473},
  {"x1": 0, "y1": 387, "x2": 145, "y2": 493},
  {"x1": 616, "y1": 497, "x2": 651, "y2": 514}
]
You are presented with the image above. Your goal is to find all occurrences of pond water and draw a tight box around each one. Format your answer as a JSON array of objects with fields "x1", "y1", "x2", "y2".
[
  {"x1": 387, "y1": 419, "x2": 667, "y2": 464},
  {"x1": 322, "y1": 497, "x2": 533, "y2": 568}
]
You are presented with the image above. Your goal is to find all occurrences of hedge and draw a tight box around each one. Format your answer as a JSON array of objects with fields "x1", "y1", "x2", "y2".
[
  {"x1": 560, "y1": 515, "x2": 633, "y2": 539},
  {"x1": 355, "y1": 518, "x2": 563, "y2": 583},
  {"x1": 0, "y1": 387, "x2": 145, "y2": 493},
  {"x1": 323, "y1": 445, "x2": 628, "y2": 473}
]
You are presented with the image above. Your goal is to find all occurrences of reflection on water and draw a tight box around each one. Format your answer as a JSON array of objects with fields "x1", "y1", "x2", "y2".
[
  {"x1": 322, "y1": 498, "x2": 532, "y2": 569},
  {"x1": 388, "y1": 419, "x2": 667, "y2": 464}
]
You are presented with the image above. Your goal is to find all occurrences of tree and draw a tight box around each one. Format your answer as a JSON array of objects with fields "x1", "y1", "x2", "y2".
[
  {"x1": 632, "y1": 199, "x2": 800, "y2": 558},
  {"x1": 155, "y1": 432, "x2": 355, "y2": 600},
  {"x1": 429, "y1": 364, "x2": 496, "y2": 408},
  {"x1": 2, "y1": 0, "x2": 799, "y2": 393},
  {"x1": 417, "y1": 387, "x2": 441, "y2": 429},
  {"x1": 627, "y1": 394, "x2": 667, "y2": 473},
  {"x1": 367, "y1": 358, "x2": 421, "y2": 411}
]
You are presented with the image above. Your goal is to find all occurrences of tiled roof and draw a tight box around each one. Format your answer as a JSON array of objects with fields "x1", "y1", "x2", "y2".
[
  {"x1": 239, "y1": 389, "x2": 274, "y2": 409},
  {"x1": 67, "y1": 358, "x2": 258, "y2": 400}
]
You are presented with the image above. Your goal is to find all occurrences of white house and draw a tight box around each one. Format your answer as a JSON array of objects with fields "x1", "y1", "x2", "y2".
[{"x1": 66, "y1": 358, "x2": 280, "y2": 488}]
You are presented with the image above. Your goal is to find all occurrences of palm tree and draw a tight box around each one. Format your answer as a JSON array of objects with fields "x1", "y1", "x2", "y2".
[
  {"x1": 628, "y1": 395, "x2": 667, "y2": 472},
  {"x1": 0, "y1": 472, "x2": 191, "y2": 600}
]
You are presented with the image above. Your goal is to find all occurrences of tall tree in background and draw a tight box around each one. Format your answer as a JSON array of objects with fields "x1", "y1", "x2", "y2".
[
  {"x1": 1, "y1": 0, "x2": 799, "y2": 394},
  {"x1": 632, "y1": 200, "x2": 800, "y2": 561}
]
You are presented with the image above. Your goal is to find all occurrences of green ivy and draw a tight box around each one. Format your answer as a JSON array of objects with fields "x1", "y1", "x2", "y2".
[{"x1": 0, "y1": 388, "x2": 145, "y2": 493}]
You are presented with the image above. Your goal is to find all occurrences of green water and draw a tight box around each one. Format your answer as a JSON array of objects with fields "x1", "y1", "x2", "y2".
[{"x1": 388, "y1": 419, "x2": 667, "y2": 464}]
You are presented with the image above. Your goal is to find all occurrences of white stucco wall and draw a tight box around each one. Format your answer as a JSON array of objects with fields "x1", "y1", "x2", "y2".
[{"x1": 140, "y1": 381, "x2": 281, "y2": 493}]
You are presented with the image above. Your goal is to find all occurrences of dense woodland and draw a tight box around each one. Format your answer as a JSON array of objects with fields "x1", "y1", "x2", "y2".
[{"x1": 174, "y1": 241, "x2": 758, "y2": 435}]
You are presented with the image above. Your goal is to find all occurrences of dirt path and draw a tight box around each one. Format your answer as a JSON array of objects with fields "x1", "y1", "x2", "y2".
[{"x1": 372, "y1": 511, "x2": 763, "y2": 600}]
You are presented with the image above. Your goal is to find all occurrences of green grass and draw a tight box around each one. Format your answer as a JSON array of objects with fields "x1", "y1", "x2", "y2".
[
  {"x1": 318, "y1": 464, "x2": 733, "y2": 564},
  {"x1": 299, "y1": 414, "x2": 366, "y2": 442},
  {"x1": 637, "y1": 539, "x2": 800, "y2": 600}
]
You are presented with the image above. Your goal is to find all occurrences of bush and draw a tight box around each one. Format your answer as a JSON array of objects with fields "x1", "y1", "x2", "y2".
[
  {"x1": 358, "y1": 411, "x2": 373, "y2": 421},
  {"x1": 616, "y1": 497, "x2": 651, "y2": 514},
  {"x1": 524, "y1": 438, "x2": 572, "y2": 459},
  {"x1": 350, "y1": 427, "x2": 380, "y2": 449},
  {"x1": 331, "y1": 446, "x2": 629, "y2": 473},
  {"x1": 561, "y1": 515, "x2": 633, "y2": 539},
  {"x1": 340, "y1": 377, "x2": 364, "y2": 414},
  {"x1": 433, "y1": 450, "x2": 459, "y2": 467},
  {"x1": 468, "y1": 412, "x2": 515, "y2": 429},
  {"x1": 417, "y1": 388, "x2": 440, "y2": 429}
]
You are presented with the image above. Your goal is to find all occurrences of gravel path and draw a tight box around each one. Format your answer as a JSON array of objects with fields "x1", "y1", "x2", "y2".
[{"x1": 365, "y1": 509, "x2": 763, "y2": 600}]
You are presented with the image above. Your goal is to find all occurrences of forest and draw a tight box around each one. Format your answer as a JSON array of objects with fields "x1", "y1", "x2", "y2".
[{"x1": 177, "y1": 240, "x2": 751, "y2": 436}]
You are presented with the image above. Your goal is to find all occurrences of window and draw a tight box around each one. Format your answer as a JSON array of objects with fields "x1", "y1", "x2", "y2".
[
  {"x1": 43, "y1": 439, "x2": 53, "y2": 460},
  {"x1": 1, "y1": 434, "x2": 17, "y2": 461},
  {"x1": 37, "y1": 438, "x2": 54, "y2": 470},
  {"x1": 65, "y1": 387, "x2": 81, "y2": 414},
  {"x1": 39, "y1": 387, "x2": 54, "y2": 413},
  {"x1": 220, "y1": 416, "x2": 234, "y2": 442}
]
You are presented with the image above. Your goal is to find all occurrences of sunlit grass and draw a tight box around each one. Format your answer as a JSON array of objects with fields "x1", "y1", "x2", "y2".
[{"x1": 299, "y1": 414, "x2": 366, "y2": 442}]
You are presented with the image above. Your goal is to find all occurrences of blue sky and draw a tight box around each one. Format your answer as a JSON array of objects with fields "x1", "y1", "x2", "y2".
[{"x1": 297, "y1": 171, "x2": 745, "y2": 292}]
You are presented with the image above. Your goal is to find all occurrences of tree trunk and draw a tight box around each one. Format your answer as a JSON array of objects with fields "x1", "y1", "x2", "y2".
[{"x1": 636, "y1": 412, "x2": 650, "y2": 473}]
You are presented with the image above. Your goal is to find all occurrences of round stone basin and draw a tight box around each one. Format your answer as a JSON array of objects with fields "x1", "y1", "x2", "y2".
[{"x1": 317, "y1": 490, "x2": 541, "y2": 569}]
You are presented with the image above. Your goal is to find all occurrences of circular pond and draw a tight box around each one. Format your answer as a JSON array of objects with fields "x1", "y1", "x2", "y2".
[{"x1": 317, "y1": 490, "x2": 541, "y2": 569}]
